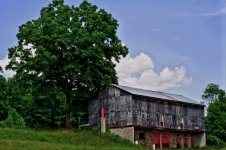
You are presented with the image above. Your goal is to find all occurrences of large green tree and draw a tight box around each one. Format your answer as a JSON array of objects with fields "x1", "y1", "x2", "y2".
[
  {"x1": 202, "y1": 83, "x2": 226, "y2": 142},
  {"x1": 6, "y1": 0, "x2": 128, "y2": 128}
]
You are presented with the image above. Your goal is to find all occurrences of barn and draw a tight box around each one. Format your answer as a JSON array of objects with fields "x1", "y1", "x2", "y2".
[{"x1": 88, "y1": 84, "x2": 206, "y2": 148}]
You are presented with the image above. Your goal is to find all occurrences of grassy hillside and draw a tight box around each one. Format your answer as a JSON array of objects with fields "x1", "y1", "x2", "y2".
[
  {"x1": 0, "y1": 128, "x2": 146, "y2": 150},
  {"x1": 0, "y1": 128, "x2": 225, "y2": 150}
]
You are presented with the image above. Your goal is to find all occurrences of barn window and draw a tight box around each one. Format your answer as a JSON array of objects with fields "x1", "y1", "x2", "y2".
[
  {"x1": 160, "y1": 115, "x2": 164, "y2": 128},
  {"x1": 180, "y1": 117, "x2": 184, "y2": 129},
  {"x1": 139, "y1": 132, "x2": 145, "y2": 139},
  {"x1": 180, "y1": 123, "x2": 184, "y2": 129},
  {"x1": 142, "y1": 113, "x2": 145, "y2": 118}
]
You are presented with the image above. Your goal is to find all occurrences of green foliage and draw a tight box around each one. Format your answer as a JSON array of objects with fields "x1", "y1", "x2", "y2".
[
  {"x1": 6, "y1": 0, "x2": 128, "y2": 128},
  {"x1": 203, "y1": 83, "x2": 226, "y2": 143},
  {"x1": 6, "y1": 75, "x2": 67, "y2": 128},
  {"x1": 0, "y1": 108, "x2": 26, "y2": 128},
  {"x1": 206, "y1": 134, "x2": 224, "y2": 147},
  {"x1": 202, "y1": 83, "x2": 225, "y2": 104},
  {"x1": 0, "y1": 75, "x2": 9, "y2": 121}
]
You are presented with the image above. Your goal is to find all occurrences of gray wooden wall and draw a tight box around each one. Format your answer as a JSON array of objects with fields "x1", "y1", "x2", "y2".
[
  {"x1": 133, "y1": 96, "x2": 205, "y2": 130},
  {"x1": 88, "y1": 86, "x2": 205, "y2": 131}
]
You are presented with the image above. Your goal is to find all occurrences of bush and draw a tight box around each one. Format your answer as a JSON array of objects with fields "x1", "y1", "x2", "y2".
[
  {"x1": 212, "y1": 129, "x2": 226, "y2": 142},
  {"x1": 206, "y1": 134, "x2": 224, "y2": 147},
  {"x1": 0, "y1": 108, "x2": 26, "y2": 128}
]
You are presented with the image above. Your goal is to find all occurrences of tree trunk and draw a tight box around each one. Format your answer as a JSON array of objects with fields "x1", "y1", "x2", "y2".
[{"x1": 65, "y1": 91, "x2": 71, "y2": 129}]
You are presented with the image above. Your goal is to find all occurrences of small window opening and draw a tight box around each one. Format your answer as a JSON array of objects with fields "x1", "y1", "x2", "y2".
[
  {"x1": 142, "y1": 114, "x2": 145, "y2": 118},
  {"x1": 180, "y1": 123, "x2": 184, "y2": 129},
  {"x1": 180, "y1": 117, "x2": 184, "y2": 129},
  {"x1": 139, "y1": 132, "x2": 145, "y2": 139},
  {"x1": 160, "y1": 115, "x2": 164, "y2": 127}
]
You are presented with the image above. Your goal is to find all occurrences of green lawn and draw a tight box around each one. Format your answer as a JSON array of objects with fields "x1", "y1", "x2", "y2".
[
  {"x1": 0, "y1": 128, "x2": 225, "y2": 150},
  {"x1": 0, "y1": 128, "x2": 146, "y2": 150}
]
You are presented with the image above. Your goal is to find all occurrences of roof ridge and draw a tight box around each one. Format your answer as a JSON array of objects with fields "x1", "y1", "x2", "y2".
[
  {"x1": 158, "y1": 91, "x2": 182, "y2": 96},
  {"x1": 113, "y1": 84, "x2": 157, "y2": 93},
  {"x1": 157, "y1": 91, "x2": 178, "y2": 101}
]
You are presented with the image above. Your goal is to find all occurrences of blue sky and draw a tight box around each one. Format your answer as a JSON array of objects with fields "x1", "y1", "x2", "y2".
[{"x1": 0, "y1": 0, "x2": 225, "y2": 102}]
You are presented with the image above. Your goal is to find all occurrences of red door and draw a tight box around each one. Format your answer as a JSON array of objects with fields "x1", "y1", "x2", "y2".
[
  {"x1": 176, "y1": 136, "x2": 181, "y2": 148},
  {"x1": 191, "y1": 137, "x2": 195, "y2": 147},
  {"x1": 152, "y1": 133, "x2": 160, "y2": 147},
  {"x1": 162, "y1": 133, "x2": 169, "y2": 148},
  {"x1": 152, "y1": 133, "x2": 169, "y2": 148},
  {"x1": 184, "y1": 136, "x2": 188, "y2": 147}
]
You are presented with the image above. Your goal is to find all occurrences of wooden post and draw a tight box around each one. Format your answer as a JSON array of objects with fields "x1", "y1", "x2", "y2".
[
  {"x1": 160, "y1": 132, "x2": 162, "y2": 149},
  {"x1": 100, "y1": 106, "x2": 106, "y2": 133}
]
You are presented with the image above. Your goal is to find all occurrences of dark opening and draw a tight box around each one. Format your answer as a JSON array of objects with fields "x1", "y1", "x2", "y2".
[
  {"x1": 139, "y1": 132, "x2": 145, "y2": 139},
  {"x1": 180, "y1": 123, "x2": 184, "y2": 129},
  {"x1": 160, "y1": 121, "x2": 164, "y2": 127},
  {"x1": 142, "y1": 114, "x2": 145, "y2": 118}
]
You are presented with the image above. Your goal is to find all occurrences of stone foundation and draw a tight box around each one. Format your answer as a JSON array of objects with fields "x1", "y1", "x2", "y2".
[
  {"x1": 110, "y1": 126, "x2": 205, "y2": 148},
  {"x1": 110, "y1": 126, "x2": 134, "y2": 143}
]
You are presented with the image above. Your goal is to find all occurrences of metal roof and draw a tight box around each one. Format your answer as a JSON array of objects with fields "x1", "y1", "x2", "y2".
[{"x1": 112, "y1": 84, "x2": 202, "y2": 105}]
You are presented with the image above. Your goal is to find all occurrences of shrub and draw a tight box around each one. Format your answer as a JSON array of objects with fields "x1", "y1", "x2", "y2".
[
  {"x1": 206, "y1": 134, "x2": 224, "y2": 147},
  {"x1": 0, "y1": 108, "x2": 26, "y2": 128}
]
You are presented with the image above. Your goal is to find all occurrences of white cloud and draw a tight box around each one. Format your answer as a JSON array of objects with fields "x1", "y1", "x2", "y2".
[
  {"x1": 115, "y1": 53, "x2": 192, "y2": 91},
  {"x1": 0, "y1": 44, "x2": 35, "y2": 78},
  {"x1": 0, "y1": 55, "x2": 15, "y2": 78}
]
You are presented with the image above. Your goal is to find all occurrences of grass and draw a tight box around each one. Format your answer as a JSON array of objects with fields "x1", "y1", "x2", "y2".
[
  {"x1": 0, "y1": 128, "x2": 146, "y2": 150},
  {"x1": 0, "y1": 127, "x2": 225, "y2": 150}
]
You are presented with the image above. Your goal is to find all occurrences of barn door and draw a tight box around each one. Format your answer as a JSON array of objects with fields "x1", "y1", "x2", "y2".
[
  {"x1": 152, "y1": 132, "x2": 169, "y2": 148},
  {"x1": 162, "y1": 133, "x2": 169, "y2": 148},
  {"x1": 184, "y1": 136, "x2": 188, "y2": 147},
  {"x1": 176, "y1": 135, "x2": 181, "y2": 148},
  {"x1": 191, "y1": 136, "x2": 195, "y2": 147},
  {"x1": 152, "y1": 132, "x2": 160, "y2": 147}
]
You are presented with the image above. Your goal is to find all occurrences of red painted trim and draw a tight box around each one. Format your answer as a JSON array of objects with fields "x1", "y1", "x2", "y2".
[{"x1": 100, "y1": 106, "x2": 104, "y2": 118}]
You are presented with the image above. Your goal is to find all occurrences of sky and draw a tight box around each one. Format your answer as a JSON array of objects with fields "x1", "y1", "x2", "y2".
[{"x1": 0, "y1": 0, "x2": 225, "y2": 102}]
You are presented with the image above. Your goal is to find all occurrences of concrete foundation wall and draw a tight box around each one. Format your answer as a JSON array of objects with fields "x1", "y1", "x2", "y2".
[
  {"x1": 196, "y1": 132, "x2": 206, "y2": 148},
  {"x1": 110, "y1": 126, "x2": 134, "y2": 143},
  {"x1": 110, "y1": 126, "x2": 205, "y2": 148}
]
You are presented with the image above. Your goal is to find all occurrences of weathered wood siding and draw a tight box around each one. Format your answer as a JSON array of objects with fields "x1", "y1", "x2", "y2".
[
  {"x1": 89, "y1": 86, "x2": 205, "y2": 131},
  {"x1": 89, "y1": 86, "x2": 133, "y2": 127},
  {"x1": 133, "y1": 95, "x2": 205, "y2": 130}
]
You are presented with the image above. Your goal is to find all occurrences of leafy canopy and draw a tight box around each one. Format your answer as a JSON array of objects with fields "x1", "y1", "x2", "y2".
[
  {"x1": 202, "y1": 83, "x2": 226, "y2": 142},
  {"x1": 6, "y1": 0, "x2": 128, "y2": 128}
]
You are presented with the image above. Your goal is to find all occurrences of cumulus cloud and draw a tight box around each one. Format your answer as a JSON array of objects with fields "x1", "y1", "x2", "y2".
[
  {"x1": 0, "y1": 44, "x2": 34, "y2": 78},
  {"x1": 115, "y1": 53, "x2": 192, "y2": 90},
  {"x1": 0, "y1": 55, "x2": 15, "y2": 78}
]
